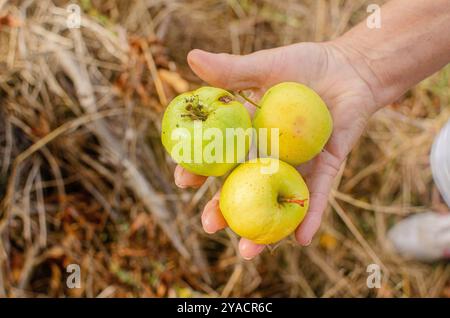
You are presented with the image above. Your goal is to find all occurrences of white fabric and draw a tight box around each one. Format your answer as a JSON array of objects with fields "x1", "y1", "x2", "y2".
[
  {"x1": 388, "y1": 212, "x2": 450, "y2": 261},
  {"x1": 388, "y1": 120, "x2": 450, "y2": 261},
  {"x1": 430, "y1": 119, "x2": 450, "y2": 207}
]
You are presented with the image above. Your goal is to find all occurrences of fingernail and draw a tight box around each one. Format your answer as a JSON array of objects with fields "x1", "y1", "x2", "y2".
[
  {"x1": 174, "y1": 167, "x2": 187, "y2": 188},
  {"x1": 239, "y1": 240, "x2": 264, "y2": 260},
  {"x1": 176, "y1": 183, "x2": 188, "y2": 189},
  {"x1": 202, "y1": 212, "x2": 216, "y2": 234},
  {"x1": 241, "y1": 244, "x2": 255, "y2": 261},
  {"x1": 187, "y1": 49, "x2": 207, "y2": 67},
  {"x1": 175, "y1": 182, "x2": 188, "y2": 189},
  {"x1": 303, "y1": 239, "x2": 312, "y2": 246}
]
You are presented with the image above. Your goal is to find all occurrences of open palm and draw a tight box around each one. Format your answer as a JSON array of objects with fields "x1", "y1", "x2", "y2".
[{"x1": 174, "y1": 42, "x2": 377, "y2": 259}]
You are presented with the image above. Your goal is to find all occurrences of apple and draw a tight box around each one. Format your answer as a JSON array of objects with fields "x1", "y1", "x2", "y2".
[
  {"x1": 161, "y1": 87, "x2": 252, "y2": 177},
  {"x1": 253, "y1": 82, "x2": 333, "y2": 165},
  {"x1": 219, "y1": 158, "x2": 309, "y2": 244}
]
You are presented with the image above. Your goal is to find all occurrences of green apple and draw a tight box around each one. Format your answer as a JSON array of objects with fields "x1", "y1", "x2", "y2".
[
  {"x1": 220, "y1": 158, "x2": 309, "y2": 244},
  {"x1": 161, "y1": 87, "x2": 252, "y2": 177},
  {"x1": 253, "y1": 82, "x2": 333, "y2": 166}
]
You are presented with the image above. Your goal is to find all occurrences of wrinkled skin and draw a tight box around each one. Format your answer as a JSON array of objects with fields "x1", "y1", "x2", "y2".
[{"x1": 175, "y1": 42, "x2": 377, "y2": 259}]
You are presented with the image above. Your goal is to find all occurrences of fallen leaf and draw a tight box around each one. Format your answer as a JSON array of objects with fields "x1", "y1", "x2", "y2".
[
  {"x1": 319, "y1": 232, "x2": 338, "y2": 251},
  {"x1": 0, "y1": 15, "x2": 22, "y2": 28}
]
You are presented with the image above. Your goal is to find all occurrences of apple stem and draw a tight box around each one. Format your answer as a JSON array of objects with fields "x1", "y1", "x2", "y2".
[
  {"x1": 238, "y1": 91, "x2": 261, "y2": 109},
  {"x1": 279, "y1": 198, "x2": 308, "y2": 207}
]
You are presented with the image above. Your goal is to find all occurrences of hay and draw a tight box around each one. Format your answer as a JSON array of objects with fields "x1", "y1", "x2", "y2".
[{"x1": 0, "y1": 0, "x2": 449, "y2": 297}]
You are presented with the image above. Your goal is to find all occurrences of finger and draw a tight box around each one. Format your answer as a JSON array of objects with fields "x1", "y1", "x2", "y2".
[
  {"x1": 174, "y1": 165, "x2": 207, "y2": 189},
  {"x1": 295, "y1": 151, "x2": 341, "y2": 245},
  {"x1": 239, "y1": 238, "x2": 265, "y2": 260},
  {"x1": 187, "y1": 49, "x2": 279, "y2": 91},
  {"x1": 201, "y1": 191, "x2": 227, "y2": 234},
  {"x1": 295, "y1": 191, "x2": 329, "y2": 246}
]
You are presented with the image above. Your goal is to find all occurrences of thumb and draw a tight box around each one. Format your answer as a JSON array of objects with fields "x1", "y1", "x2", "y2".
[{"x1": 187, "y1": 49, "x2": 276, "y2": 91}]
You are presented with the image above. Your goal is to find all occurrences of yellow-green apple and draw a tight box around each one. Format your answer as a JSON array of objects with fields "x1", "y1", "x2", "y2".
[
  {"x1": 253, "y1": 82, "x2": 333, "y2": 165},
  {"x1": 220, "y1": 158, "x2": 309, "y2": 244},
  {"x1": 161, "y1": 87, "x2": 252, "y2": 176}
]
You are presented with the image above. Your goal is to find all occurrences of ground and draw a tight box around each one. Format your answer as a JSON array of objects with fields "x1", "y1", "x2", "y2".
[{"x1": 0, "y1": 0, "x2": 449, "y2": 297}]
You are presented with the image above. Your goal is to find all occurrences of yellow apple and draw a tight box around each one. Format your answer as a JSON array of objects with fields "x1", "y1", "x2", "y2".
[
  {"x1": 253, "y1": 82, "x2": 333, "y2": 165},
  {"x1": 220, "y1": 158, "x2": 309, "y2": 244}
]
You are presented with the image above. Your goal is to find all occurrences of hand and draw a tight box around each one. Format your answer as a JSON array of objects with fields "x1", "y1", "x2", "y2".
[{"x1": 174, "y1": 41, "x2": 377, "y2": 259}]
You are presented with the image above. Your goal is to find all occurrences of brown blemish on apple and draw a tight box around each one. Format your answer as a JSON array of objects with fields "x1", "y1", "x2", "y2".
[
  {"x1": 294, "y1": 116, "x2": 304, "y2": 136},
  {"x1": 219, "y1": 95, "x2": 233, "y2": 104},
  {"x1": 182, "y1": 101, "x2": 208, "y2": 121}
]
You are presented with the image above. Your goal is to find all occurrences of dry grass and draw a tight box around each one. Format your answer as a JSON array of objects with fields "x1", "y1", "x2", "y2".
[{"x1": 0, "y1": 0, "x2": 449, "y2": 297}]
